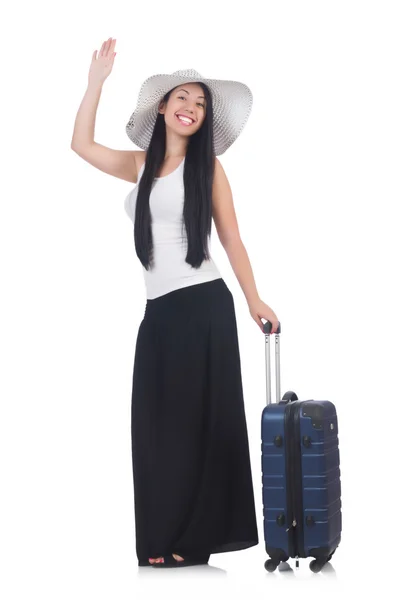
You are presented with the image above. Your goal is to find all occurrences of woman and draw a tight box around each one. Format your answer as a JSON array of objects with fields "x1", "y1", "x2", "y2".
[{"x1": 71, "y1": 38, "x2": 280, "y2": 569}]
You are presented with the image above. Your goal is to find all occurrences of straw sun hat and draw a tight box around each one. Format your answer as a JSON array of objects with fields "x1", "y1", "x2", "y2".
[{"x1": 125, "y1": 68, "x2": 253, "y2": 156}]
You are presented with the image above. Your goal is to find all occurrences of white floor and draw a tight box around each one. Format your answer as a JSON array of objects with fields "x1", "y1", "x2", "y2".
[
  {"x1": 132, "y1": 541, "x2": 382, "y2": 599},
  {"x1": 2, "y1": 523, "x2": 389, "y2": 600}
]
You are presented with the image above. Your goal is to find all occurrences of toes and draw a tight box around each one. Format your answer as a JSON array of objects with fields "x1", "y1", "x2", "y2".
[
  {"x1": 172, "y1": 553, "x2": 184, "y2": 562},
  {"x1": 149, "y1": 557, "x2": 164, "y2": 564}
]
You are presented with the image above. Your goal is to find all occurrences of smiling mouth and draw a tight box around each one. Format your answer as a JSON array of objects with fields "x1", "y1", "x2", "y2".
[{"x1": 175, "y1": 114, "x2": 195, "y2": 125}]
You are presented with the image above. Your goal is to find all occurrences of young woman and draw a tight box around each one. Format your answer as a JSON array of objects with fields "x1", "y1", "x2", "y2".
[{"x1": 71, "y1": 37, "x2": 280, "y2": 569}]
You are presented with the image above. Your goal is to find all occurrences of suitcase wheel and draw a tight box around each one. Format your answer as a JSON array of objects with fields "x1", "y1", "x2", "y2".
[
  {"x1": 309, "y1": 559, "x2": 325, "y2": 573},
  {"x1": 264, "y1": 559, "x2": 279, "y2": 572},
  {"x1": 309, "y1": 551, "x2": 335, "y2": 573}
]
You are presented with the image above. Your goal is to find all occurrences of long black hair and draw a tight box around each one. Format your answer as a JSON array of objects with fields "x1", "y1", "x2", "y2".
[{"x1": 134, "y1": 82, "x2": 215, "y2": 270}]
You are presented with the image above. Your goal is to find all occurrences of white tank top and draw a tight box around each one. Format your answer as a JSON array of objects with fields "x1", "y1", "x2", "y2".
[{"x1": 124, "y1": 156, "x2": 222, "y2": 299}]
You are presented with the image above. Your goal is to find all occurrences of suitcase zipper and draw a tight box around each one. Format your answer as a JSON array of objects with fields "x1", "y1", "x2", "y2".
[
  {"x1": 285, "y1": 401, "x2": 305, "y2": 559},
  {"x1": 286, "y1": 519, "x2": 297, "y2": 531},
  {"x1": 293, "y1": 401, "x2": 305, "y2": 558},
  {"x1": 285, "y1": 403, "x2": 297, "y2": 557}
]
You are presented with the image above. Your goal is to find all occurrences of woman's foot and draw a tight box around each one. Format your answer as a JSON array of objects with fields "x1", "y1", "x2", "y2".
[
  {"x1": 148, "y1": 553, "x2": 184, "y2": 564},
  {"x1": 151, "y1": 553, "x2": 210, "y2": 568},
  {"x1": 148, "y1": 557, "x2": 163, "y2": 564}
]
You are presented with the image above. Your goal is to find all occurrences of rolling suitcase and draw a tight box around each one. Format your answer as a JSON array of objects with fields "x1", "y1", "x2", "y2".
[{"x1": 261, "y1": 321, "x2": 342, "y2": 573}]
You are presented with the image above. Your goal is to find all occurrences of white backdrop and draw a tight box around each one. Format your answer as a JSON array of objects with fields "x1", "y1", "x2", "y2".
[{"x1": 1, "y1": 0, "x2": 396, "y2": 598}]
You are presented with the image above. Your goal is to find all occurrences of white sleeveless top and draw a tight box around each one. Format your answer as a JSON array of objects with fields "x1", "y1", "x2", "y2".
[{"x1": 124, "y1": 156, "x2": 222, "y2": 299}]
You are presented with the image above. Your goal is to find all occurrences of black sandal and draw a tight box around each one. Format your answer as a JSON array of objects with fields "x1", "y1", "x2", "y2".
[{"x1": 151, "y1": 553, "x2": 210, "y2": 568}]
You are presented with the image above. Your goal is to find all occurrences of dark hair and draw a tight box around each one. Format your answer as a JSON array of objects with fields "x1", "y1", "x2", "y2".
[{"x1": 134, "y1": 82, "x2": 215, "y2": 270}]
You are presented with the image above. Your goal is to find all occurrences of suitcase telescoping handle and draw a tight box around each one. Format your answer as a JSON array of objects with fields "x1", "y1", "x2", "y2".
[
  {"x1": 262, "y1": 321, "x2": 281, "y2": 405},
  {"x1": 262, "y1": 321, "x2": 299, "y2": 406}
]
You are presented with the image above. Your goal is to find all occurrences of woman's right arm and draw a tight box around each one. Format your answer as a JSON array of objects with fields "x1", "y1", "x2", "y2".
[{"x1": 70, "y1": 38, "x2": 139, "y2": 183}]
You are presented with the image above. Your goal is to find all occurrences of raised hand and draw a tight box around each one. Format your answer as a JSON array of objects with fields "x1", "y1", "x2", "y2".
[{"x1": 88, "y1": 37, "x2": 117, "y2": 87}]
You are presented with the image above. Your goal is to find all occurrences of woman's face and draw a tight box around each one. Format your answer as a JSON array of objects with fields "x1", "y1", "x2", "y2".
[{"x1": 159, "y1": 82, "x2": 207, "y2": 137}]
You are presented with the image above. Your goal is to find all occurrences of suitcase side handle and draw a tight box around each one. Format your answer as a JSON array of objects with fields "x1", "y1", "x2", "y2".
[{"x1": 279, "y1": 391, "x2": 299, "y2": 404}]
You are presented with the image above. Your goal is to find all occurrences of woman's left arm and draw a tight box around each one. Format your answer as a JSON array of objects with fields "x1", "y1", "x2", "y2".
[{"x1": 212, "y1": 158, "x2": 279, "y2": 333}]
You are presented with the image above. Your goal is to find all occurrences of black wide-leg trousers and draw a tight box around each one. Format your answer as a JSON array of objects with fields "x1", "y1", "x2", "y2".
[{"x1": 130, "y1": 278, "x2": 259, "y2": 565}]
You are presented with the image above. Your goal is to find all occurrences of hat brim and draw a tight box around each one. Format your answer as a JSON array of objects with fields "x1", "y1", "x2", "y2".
[{"x1": 125, "y1": 69, "x2": 253, "y2": 156}]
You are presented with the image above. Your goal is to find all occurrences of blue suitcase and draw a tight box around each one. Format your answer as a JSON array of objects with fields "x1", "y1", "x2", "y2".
[{"x1": 261, "y1": 321, "x2": 342, "y2": 573}]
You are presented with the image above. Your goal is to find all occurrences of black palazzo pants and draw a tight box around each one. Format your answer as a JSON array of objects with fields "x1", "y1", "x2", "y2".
[{"x1": 130, "y1": 277, "x2": 259, "y2": 565}]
